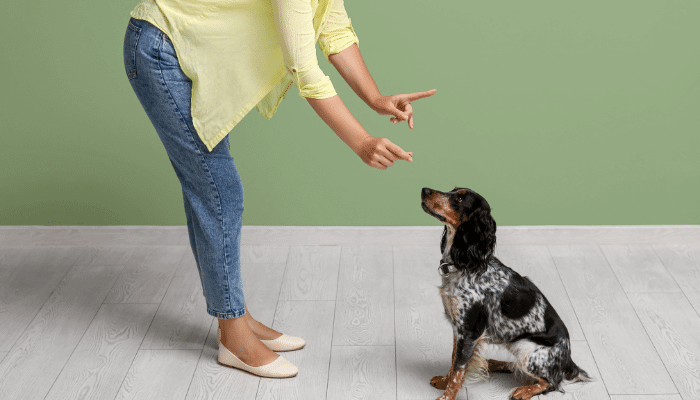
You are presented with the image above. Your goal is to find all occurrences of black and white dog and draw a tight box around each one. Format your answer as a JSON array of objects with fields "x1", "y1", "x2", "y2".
[{"x1": 421, "y1": 187, "x2": 591, "y2": 400}]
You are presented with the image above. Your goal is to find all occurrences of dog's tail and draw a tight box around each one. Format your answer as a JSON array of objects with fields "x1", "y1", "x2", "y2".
[{"x1": 564, "y1": 360, "x2": 593, "y2": 383}]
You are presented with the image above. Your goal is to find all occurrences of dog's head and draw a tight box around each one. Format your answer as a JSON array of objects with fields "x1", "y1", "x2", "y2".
[{"x1": 421, "y1": 187, "x2": 496, "y2": 267}]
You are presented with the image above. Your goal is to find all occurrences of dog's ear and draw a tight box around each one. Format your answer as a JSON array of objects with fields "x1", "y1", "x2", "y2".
[{"x1": 451, "y1": 207, "x2": 496, "y2": 267}]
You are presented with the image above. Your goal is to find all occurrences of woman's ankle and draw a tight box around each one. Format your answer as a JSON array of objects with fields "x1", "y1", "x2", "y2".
[{"x1": 218, "y1": 317, "x2": 278, "y2": 366}]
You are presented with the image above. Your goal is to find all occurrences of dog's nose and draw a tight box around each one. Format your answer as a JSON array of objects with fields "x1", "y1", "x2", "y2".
[{"x1": 421, "y1": 188, "x2": 432, "y2": 198}]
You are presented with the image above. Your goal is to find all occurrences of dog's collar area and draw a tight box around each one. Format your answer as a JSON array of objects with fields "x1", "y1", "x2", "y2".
[{"x1": 438, "y1": 261, "x2": 456, "y2": 276}]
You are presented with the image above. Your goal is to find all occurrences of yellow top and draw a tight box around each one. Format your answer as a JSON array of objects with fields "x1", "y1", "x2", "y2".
[{"x1": 130, "y1": 0, "x2": 360, "y2": 151}]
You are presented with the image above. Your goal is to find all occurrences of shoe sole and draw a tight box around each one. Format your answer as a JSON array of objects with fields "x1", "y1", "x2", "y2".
[{"x1": 216, "y1": 360, "x2": 299, "y2": 378}]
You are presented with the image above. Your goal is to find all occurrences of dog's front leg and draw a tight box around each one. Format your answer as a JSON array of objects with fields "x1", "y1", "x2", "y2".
[
  {"x1": 435, "y1": 335, "x2": 477, "y2": 400},
  {"x1": 430, "y1": 331, "x2": 457, "y2": 390},
  {"x1": 436, "y1": 302, "x2": 489, "y2": 400}
]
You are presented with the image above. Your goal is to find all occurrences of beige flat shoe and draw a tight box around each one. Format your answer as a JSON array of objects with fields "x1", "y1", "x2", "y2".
[
  {"x1": 218, "y1": 328, "x2": 306, "y2": 352},
  {"x1": 218, "y1": 342, "x2": 298, "y2": 378}
]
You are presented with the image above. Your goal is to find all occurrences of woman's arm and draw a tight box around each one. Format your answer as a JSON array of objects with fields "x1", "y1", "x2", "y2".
[
  {"x1": 271, "y1": 0, "x2": 411, "y2": 169},
  {"x1": 271, "y1": 0, "x2": 338, "y2": 99},
  {"x1": 328, "y1": 40, "x2": 437, "y2": 130},
  {"x1": 306, "y1": 94, "x2": 412, "y2": 170},
  {"x1": 328, "y1": 43, "x2": 382, "y2": 109},
  {"x1": 319, "y1": 0, "x2": 436, "y2": 131}
]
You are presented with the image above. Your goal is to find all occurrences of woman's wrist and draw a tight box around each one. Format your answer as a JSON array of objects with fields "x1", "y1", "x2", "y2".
[{"x1": 367, "y1": 93, "x2": 384, "y2": 111}]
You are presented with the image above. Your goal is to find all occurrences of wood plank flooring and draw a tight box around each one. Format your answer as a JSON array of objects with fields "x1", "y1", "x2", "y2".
[{"x1": 1, "y1": 227, "x2": 699, "y2": 399}]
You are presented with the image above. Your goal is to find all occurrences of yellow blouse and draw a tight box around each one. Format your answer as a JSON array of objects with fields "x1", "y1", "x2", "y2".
[{"x1": 130, "y1": 0, "x2": 360, "y2": 151}]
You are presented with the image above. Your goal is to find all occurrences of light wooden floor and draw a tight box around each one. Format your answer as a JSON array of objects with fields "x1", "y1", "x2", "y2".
[{"x1": 1, "y1": 226, "x2": 700, "y2": 400}]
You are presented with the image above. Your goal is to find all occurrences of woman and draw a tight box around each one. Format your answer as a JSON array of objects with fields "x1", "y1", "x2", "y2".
[{"x1": 123, "y1": 0, "x2": 436, "y2": 378}]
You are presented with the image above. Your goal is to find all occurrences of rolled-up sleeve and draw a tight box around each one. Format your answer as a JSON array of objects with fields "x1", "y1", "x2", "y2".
[
  {"x1": 271, "y1": 0, "x2": 337, "y2": 99},
  {"x1": 318, "y1": 0, "x2": 359, "y2": 64}
]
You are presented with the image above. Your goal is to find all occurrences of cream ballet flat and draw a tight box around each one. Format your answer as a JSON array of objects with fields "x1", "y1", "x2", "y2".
[
  {"x1": 218, "y1": 342, "x2": 298, "y2": 378},
  {"x1": 218, "y1": 328, "x2": 306, "y2": 352},
  {"x1": 261, "y1": 334, "x2": 306, "y2": 352}
]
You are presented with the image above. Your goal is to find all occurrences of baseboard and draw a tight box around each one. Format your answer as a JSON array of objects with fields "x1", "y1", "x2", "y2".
[{"x1": 1, "y1": 225, "x2": 698, "y2": 246}]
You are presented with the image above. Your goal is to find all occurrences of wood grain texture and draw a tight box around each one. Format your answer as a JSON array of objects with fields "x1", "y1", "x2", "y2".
[
  {"x1": 114, "y1": 349, "x2": 201, "y2": 400},
  {"x1": 44, "y1": 303, "x2": 159, "y2": 400},
  {"x1": 0, "y1": 263, "x2": 123, "y2": 400},
  {"x1": 240, "y1": 226, "x2": 700, "y2": 246},
  {"x1": 3, "y1": 228, "x2": 700, "y2": 400},
  {"x1": 241, "y1": 226, "x2": 442, "y2": 246},
  {"x1": 140, "y1": 250, "x2": 211, "y2": 350},
  {"x1": 0, "y1": 245, "x2": 33, "y2": 271},
  {"x1": 496, "y1": 245, "x2": 585, "y2": 341},
  {"x1": 333, "y1": 246, "x2": 394, "y2": 346},
  {"x1": 550, "y1": 245, "x2": 676, "y2": 395},
  {"x1": 609, "y1": 395, "x2": 682, "y2": 400},
  {"x1": 600, "y1": 245, "x2": 680, "y2": 293},
  {"x1": 466, "y1": 340, "x2": 611, "y2": 400},
  {"x1": 652, "y1": 245, "x2": 700, "y2": 295},
  {"x1": 185, "y1": 319, "x2": 260, "y2": 400},
  {"x1": 256, "y1": 300, "x2": 335, "y2": 400},
  {"x1": 393, "y1": 245, "x2": 462, "y2": 400},
  {"x1": 0, "y1": 225, "x2": 190, "y2": 246},
  {"x1": 0, "y1": 244, "x2": 135, "y2": 273},
  {"x1": 684, "y1": 291, "x2": 700, "y2": 316},
  {"x1": 240, "y1": 245, "x2": 290, "y2": 327},
  {"x1": 279, "y1": 246, "x2": 341, "y2": 301},
  {"x1": 628, "y1": 292, "x2": 700, "y2": 400},
  {"x1": 0, "y1": 245, "x2": 122, "y2": 351},
  {"x1": 241, "y1": 245, "x2": 291, "y2": 264},
  {"x1": 0, "y1": 247, "x2": 79, "y2": 351},
  {"x1": 104, "y1": 245, "x2": 188, "y2": 304},
  {"x1": 326, "y1": 346, "x2": 396, "y2": 400},
  {"x1": 3, "y1": 225, "x2": 699, "y2": 247},
  {"x1": 68, "y1": 245, "x2": 137, "y2": 266}
]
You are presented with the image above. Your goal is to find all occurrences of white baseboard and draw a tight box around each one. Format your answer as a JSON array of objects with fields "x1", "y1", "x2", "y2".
[{"x1": 0, "y1": 225, "x2": 698, "y2": 246}]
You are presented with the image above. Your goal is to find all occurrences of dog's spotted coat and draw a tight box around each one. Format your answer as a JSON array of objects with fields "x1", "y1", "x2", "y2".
[{"x1": 422, "y1": 187, "x2": 591, "y2": 400}]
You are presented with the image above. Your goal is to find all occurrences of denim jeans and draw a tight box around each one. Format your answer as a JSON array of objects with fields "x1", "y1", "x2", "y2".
[{"x1": 123, "y1": 17, "x2": 246, "y2": 319}]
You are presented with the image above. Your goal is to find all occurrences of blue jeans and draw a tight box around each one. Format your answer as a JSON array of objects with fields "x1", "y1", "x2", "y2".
[{"x1": 123, "y1": 17, "x2": 246, "y2": 319}]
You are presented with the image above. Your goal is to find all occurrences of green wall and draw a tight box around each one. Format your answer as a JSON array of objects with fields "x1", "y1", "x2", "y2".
[{"x1": 1, "y1": 1, "x2": 698, "y2": 226}]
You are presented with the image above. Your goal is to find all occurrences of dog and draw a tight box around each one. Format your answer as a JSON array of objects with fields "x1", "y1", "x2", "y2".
[{"x1": 420, "y1": 187, "x2": 591, "y2": 400}]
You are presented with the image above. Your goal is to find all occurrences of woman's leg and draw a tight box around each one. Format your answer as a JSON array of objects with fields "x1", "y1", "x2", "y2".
[
  {"x1": 243, "y1": 304, "x2": 282, "y2": 340},
  {"x1": 124, "y1": 17, "x2": 278, "y2": 366}
]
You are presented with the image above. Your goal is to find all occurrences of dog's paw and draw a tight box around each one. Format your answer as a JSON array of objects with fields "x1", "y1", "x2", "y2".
[
  {"x1": 509, "y1": 388, "x2": 528, "y2": 400},
  {"x1": 430, "y1": 375, "x2": 448, "y2": 390},
  {"x1": 510, "y1": 383, "x2": 549, "y2": 400}
]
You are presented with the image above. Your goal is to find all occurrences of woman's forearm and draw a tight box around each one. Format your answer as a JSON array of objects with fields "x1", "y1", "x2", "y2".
[
  {"x1": 306, "y1": 94, "x2": 370, "y2": 154},
  {"x1": 327, "y1": 43, "x2": 382, "y2": 108}
]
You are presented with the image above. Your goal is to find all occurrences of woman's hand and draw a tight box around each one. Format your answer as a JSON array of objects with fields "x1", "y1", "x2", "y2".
[
  {"x1": 370, "y1": 89, "x2": 437, "y2": 129},
  {"x1": 355, "y1": 136, "x2": 413, "y2": 170},
  {"x1": 305, "y1": 95, "x2": 414, "y2": 171}
]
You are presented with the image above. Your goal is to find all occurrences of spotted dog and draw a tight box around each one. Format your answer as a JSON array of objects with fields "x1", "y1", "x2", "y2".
[{"x1": 420, "y1": 187, "x2": 591, "y2": 400}]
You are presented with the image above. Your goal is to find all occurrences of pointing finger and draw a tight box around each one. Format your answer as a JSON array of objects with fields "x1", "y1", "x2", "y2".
[
  {"x1": 404, "y1": 89, "x2": 437, "y2": 103},
  {"x1": 403, "y1": 103, "x2": 414, "y2": 129},
  {"x1": 385, "y1": 140, "x2": 412, "y2": 162}
]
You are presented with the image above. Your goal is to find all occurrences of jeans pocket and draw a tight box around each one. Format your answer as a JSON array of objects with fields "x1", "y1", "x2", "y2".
[
  {"x1": 123, "y1": 19, "x2": 142, "y2": 80},
  {"x1": 159, "y1": 32, "x2": 186, "y2": 73}
]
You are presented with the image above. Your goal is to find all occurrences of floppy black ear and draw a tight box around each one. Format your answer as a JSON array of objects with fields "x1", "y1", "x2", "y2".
[{"x1": 450, "y1": 208, "x2": 496, "y2": 267}]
